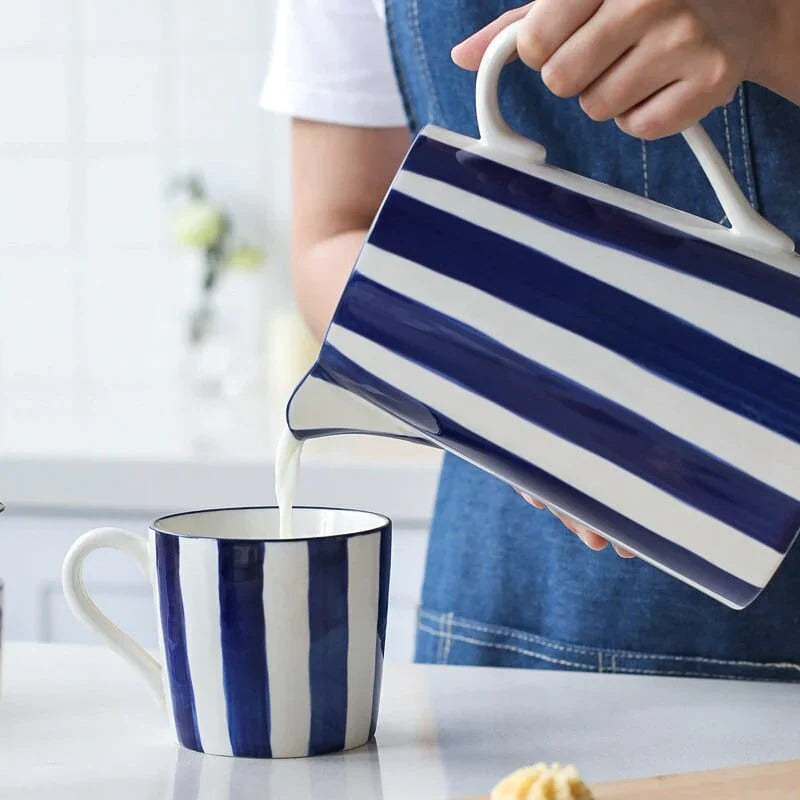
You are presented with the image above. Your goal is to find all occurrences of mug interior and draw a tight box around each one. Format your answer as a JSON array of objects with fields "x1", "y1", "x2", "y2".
[{"x1": 152, "y1": 506, "x2": 389, "y2": 541}]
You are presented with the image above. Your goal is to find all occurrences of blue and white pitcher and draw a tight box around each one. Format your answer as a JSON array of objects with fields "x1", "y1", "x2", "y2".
[{"x1": 287, "y1": 21, "x2": 800, "y2": 610}]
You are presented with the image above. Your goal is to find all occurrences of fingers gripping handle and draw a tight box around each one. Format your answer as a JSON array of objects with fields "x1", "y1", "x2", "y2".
[
  {"x1": 476, "y1": 20, "x2": 795, "y2": 254},
  {"x1": 61, "y1": 527, "x2": 164, "y2": 703}
]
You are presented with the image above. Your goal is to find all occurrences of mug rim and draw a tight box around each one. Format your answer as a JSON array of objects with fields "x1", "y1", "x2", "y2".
[{"x1": 150, "y1": 505, "x2": 391, "y2": 542}]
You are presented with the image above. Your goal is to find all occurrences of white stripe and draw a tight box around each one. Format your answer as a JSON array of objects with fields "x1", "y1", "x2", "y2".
[
  {"x1": 357, "y1": 244, "x2": 800, "y2": 502},
  {"x1": 178, "y1": 538, "x2": 232, "y2": 757},
  {"x1": 344, "y1": 533, "x2": 381, "y2": 750},
  {"x1": 149, "y1": 533, "x2": 178, "y2": 744},
  {"x1": 327, "y1": 325, "x2": 781, "y2": 588},
  {"x1": 264, "y1": 541, "x2": 311, "y2": 758},
  {"x1": 393, "y1": 170, "x2": 800, "y2": 378}
]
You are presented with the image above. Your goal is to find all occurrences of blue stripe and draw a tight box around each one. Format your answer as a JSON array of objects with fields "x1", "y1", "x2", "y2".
[
  {"x1": 307, "y1": 537, "x2": 349, "y2": 755},
  {"x1": 369, "y1": 527, "x2": 392, "y2": 738},
  {"x1": 317, "y1": 343, "x2": 764, "y2": 608},
  {"x1": 403, "y1": 134, "x2": 800, "y2": 317},
  {"x1": 336, "y1": 275, "x2": 800, "y2": 552},
  {"x1": 217, "y1": 541, "x2": 271, "y2": 758},
  {"x1": 366, "y1": 191, "x2": 800, "y2": 447},
  {"x1": 155, "y1": 534, "x2": 201, "y2": 752}
]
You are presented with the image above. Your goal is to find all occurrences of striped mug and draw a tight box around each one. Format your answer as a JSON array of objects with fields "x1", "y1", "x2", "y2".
[
  {"x1": 287, "y1": 20, "x2": 800, "y2": 610},
  {"x1": 61, "y1": 507, "x2": 391, "y2": 758}
]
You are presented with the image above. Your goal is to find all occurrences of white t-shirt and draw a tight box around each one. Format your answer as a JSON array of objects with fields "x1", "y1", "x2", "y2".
[{"x1": 261, "y1": 0, "x2": 407, "y2": 127}]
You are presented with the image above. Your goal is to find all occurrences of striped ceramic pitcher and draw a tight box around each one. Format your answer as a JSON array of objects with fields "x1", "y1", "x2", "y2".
[
  {"x1": 287, "y1": 21, "x2": 800, "y2": 610},
  {"x1": 62, "y1": 507, "x2": 391, "y2": 757}
]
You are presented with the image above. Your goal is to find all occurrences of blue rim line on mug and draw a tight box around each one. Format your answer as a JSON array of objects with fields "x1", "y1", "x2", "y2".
[{"x1": 151, "y1": 505, "x2": 391, "y2": 540}]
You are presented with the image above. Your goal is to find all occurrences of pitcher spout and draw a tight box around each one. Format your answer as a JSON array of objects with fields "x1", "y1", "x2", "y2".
[{"x1": 286, "y1": 366, "x2": 433, "y2": 445}]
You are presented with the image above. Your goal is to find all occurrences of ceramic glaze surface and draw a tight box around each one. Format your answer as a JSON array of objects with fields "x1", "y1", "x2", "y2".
[
  {"x1": 289, "y1": 123, "x2": 800, "y2": 610},
  {"x1": 62, "y1": 508, "x2": 392, "y2": 758},
  {"x1": 286, "y1": 22, "x2": 800, "y2": 609}
]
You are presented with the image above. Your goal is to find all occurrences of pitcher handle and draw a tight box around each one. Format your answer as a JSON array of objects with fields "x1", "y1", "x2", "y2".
[
  {"x1": 476, "y1": 20, "x2": 795, "y2": 254},
  {"x1": 62, "y1": 527, "x2": 164, "y2": 703}
]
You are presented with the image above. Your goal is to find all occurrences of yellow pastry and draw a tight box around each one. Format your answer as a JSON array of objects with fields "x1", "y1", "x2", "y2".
[{"x1": 491, "y1": 762, "x2": 594, "y2": 800}]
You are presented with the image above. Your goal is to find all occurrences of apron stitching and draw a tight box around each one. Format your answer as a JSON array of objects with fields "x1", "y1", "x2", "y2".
[
  {"x1": 408, "y1": 0, "x2": 442, "y2": 123},
  {"x1": 613, "y1": 652, "x2": 800, "y2": 671},
  {"x1": 611, "y1": 666, "x2": 797, "y2": 682},
  {"x1": 418, "y1": 623, "x2": 589, "y2": 670},
  {"x1": 385, "y1": 0, "x2": 419, "y2": 133},
  {"x1": 640, "y1": 140, "x2": 649, "y2": 199},
  {"x1": 419, "y1": 610, "x2": 800, "y2": 671},
  {"x1": 419, "y1": 611, "x2": 614, "y2": 657},
  {"x1": 442, "y1": 611, "x2": 455, "y2": 663},
  {"x1": 436, "y1": 612, "x2": 446, "y2": 664},
  {"x1": 737, "y1": 84, "x2": 756, "y2": 206},
  {"x1": 420, "y1": 623, "x2": 799, "y2": 680},
  {"x1": 721, "y1": 104, "x2": 735, "y2": 172}
]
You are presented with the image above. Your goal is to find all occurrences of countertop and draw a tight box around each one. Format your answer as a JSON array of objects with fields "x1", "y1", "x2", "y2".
[
  {"x1": 2, "y1": 642, "x2": 799, "y2": 799},
  {"x1": 0, "y1": 380, "x2": 441, "y2": 521}
]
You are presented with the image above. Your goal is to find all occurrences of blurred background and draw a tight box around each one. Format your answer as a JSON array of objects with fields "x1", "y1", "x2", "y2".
[
  {"x1": 0, "y1": 0, "x2": 294, "y2": 395},
  {"x1": 0, "y1": 2, "x2": 439, "y2": 661}
]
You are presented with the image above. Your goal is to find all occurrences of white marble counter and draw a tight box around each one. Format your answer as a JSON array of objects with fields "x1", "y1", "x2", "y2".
[
  {"x1": 2, "y1": 642, "x2": 799, "y2": 799},
  {"x1": 0, "y1": 380, "x2": 441, "y2": 522}
]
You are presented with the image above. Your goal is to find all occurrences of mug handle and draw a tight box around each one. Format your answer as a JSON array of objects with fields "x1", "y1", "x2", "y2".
[
  {"x1": 61, "y1": 527, "x2": 164, "y2": 703},
  {"x1": 475, "y1": 19, "x2": 796, "y2": 254}
]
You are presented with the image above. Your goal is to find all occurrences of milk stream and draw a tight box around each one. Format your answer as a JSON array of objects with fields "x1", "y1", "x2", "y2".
[{"x1": 275, "y1": 426, "x2": 304, "y2": 539}]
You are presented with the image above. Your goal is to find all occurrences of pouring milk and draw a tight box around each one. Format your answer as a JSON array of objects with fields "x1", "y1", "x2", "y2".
[{"x1": 275, "y1": 426, "x2": 304, "y2": 539}]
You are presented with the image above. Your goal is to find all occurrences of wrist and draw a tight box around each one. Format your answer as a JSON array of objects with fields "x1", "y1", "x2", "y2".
[{"x1": 748, "y1": 0, "x2": 800, "y2": 102}]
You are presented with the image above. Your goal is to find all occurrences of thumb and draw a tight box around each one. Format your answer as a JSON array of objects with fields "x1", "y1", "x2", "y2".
[{"x1": 451, "y1": 4, "x2": 534, "y2": 71}]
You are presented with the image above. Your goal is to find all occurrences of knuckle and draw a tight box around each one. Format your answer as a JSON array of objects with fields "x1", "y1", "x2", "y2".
[
  {"x1": 501, "y1": 3, "x2": 533, "y2": 23},
  {"x1": 670, "y1": 10, "x2": 706, "y2": 46},
  {"x1": 580, "y1": 92, "x2": 611, "y2": 122},
  {"x1": 703, "y1": 49, "x2": 734, "y2": 91},
  {"x1": 619, "y1": 111, "x2": 659, "y2": 140},
  {"x1": 541, "y1": 61, "x2": 573, "y2": 97},
  {"x1": 517, "y1": 22, "x2": 550, "y2": 68},
  {"x1": 623, "y1": 0, "x2": 662, "y2": 24}
]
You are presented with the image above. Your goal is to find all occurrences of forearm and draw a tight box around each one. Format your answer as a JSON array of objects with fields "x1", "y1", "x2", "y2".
[
  {"x1": 293, "y1": 230, "x2": 366, "y2": 341},
  {"x1": 290, "y1": 120, "x2": 409, "y2": 341}
]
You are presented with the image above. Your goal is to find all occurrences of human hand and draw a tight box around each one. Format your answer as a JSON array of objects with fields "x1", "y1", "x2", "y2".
[
  {"x1": 516, "y1": 490, "x2": 635, "y2": 558},
  {"x1": 452, "y1": 0, "x2": 792, "y2": 139}
]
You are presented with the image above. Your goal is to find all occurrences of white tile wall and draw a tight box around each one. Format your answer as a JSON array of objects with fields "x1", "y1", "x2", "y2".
[
  {"x1": 0, "y1": 2, "x2": 71, "y2": 48},
  {"x1": 0, "y1": 0, "x2": 289, "y2": 384},
  {"x1": 82, "y1": 0, "x2": 163, "y2": 48},
  {"x1": 85, "y1": 155, "x2": 166, "y2": 246},
  {"x1": 175, "y1": 0, "x2": 268, "y2": 47},
  {"x1": 83, "y1": 55, "x2": 162, "y2": 144},
  {"x1": 0, "y1": 56, "x2": 70, "y2": 144},
  {"x1": 81, "y1": 252, "x2": 184, "y2": 382},
  {"x1": 177, "y1": 52, "x2": 268, "y2": 145},
  {"x1": 0, "y1": 157, "x2": 73, "y2": 248},
  {"x1": 0, "y1": 256, "x2": 79, "y2": 379}
]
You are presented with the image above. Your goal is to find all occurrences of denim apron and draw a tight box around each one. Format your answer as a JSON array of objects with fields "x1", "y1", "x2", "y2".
[{"x1": 385, "y1": 0, "x2": 800, "y2": 680}]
